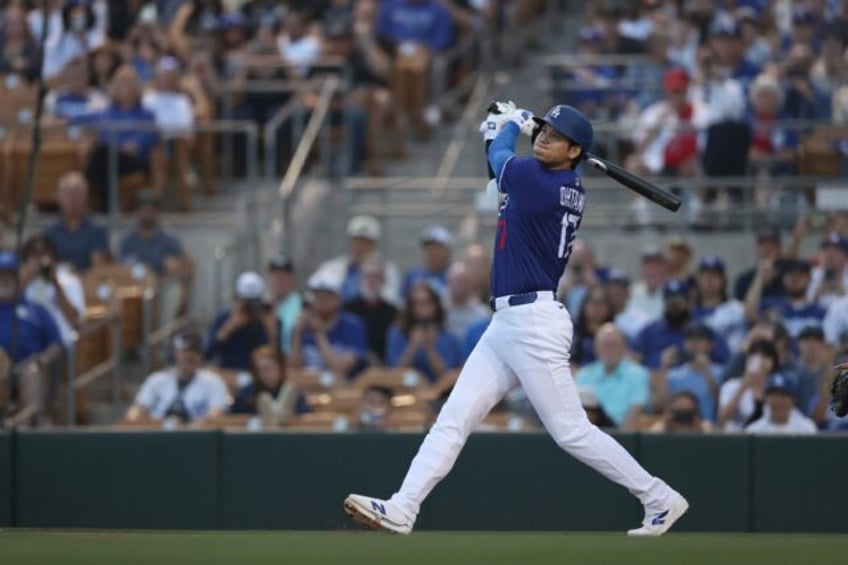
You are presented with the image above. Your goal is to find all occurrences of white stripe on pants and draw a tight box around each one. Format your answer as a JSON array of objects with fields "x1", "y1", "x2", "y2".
[{"x1": 389, "y1": 300, "x2": 675, "y2": 519}]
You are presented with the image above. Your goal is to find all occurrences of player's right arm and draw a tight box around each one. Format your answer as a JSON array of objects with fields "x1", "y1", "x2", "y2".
[{"x1": 487, "y1": 122, "x2": 520, "y2": 191}]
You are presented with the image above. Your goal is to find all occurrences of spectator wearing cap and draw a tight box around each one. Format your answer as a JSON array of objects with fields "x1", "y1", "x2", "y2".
[
  {"x1": 401, "y1": 225, "x2": 454, "y2": 300},
  {"x1": 625, "y1": 246, "x2": 668, "y2": 325},
  {"x1": 648, "y1": 391, "x2": 713, "y2": 433},
  {"x1": 44, "y1": 171, "x2": 110, "y2": 273},
  {"x1": 632, "y1": 278, "x2": 730, "y2": 370},
  {"x1": 311, "y1": 215, "x2": 401, "y2": 305},
  {"x1": 343, "y1": 253, "x2": 398, "y2": 363},
  {"x1": 41, "y1": 0, "x2": 106, "y2": 80},
  {"x1": 745, "y1": 257, "x2": 826, "y2": 339},
  {"x1": 575, "y1": 324, "x2": 650, "y2": 430},
  {"x1": 745, "y1": 373, "x2": 818, "y2": 435},
  {"x1": 807, "y1": 232, "x2": 848, "y2": 308},
  {"x1": 444, "y1": 261, "x2": 489, "y2": 345},
  {"x1": 606, "y1": 269, "x2": 650, "y2": 341},
  {"x1": 43, "y1": 56, "x2": 109, "y2": 120},
  {"x1": 710, "y1": 19, "x2": 761, "y2": 88},
  {"x1": 291, "y1": 275, "x2": 368, "y2": 379},
  {"x1": 0, "y1": 250, "x2": 64, "y2": 423},
  {"x1": 78, "y1": 65, "x2": 161, "y2": 212},
  {"x1": 572, "y1": 286, "x2": 615, "y2": 369},
  {"x1": 386, "y1": 280, "x2": 463, "y2": 384},
  {"x1": 119, "y1": 190, "x2": 194, "y2": 316},
  {"x1": 206, "y1": 271, "x2": 273, "y2": 370},
  {"x1": 125, "y1": 330, "x2": 229, "y2": 425},
  {"x1": 266, "y1": 255, "x2": 302, "y2": 355},
  {"x1": 693, "y1": 256, "x2": 747, "y2": 353},
  {"x1": 734, "y1": 226, "x2": 785, "y2": 301},
  {"x1": 654, "y1": 322, "x2": 723, "y2": 422},
  {"x1": 624, "y1": 67, "x2": 708, "y2": 182}
]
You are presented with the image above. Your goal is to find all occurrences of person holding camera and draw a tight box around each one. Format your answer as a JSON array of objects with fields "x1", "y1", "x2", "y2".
[
  {"x1": 648, "y1": 391, "x2": 713, "y2": 434},
  {"x1": 126, "y1": 330, "x2": 229, "y2": 426},
  {"x1": 19, "y1": 234, "x2": 85, "y2": 347},
  {"x1": 718, "y1": 339, "x2": 780, "y2": 432},
  {"x1": 653, "y1": 322, "x2": 722, "y2": 423},
  {"x1": 386, "y1": 281, "x2": 463, "y2": 384},
  {"x1": 205, "y1": 271, "x2": 274, "y2": 370}
]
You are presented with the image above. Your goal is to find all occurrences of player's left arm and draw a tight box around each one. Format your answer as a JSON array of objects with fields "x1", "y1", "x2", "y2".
[{"x1": 487, "y1": 122, "x2": 520, "y2": 190}]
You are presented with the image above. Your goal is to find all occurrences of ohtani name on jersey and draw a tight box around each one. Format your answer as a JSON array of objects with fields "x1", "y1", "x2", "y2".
[{"x1": 560, "y1": 185, "x2": 585, "y2": 214}]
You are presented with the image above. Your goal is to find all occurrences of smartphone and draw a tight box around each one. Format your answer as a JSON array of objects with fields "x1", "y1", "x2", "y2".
[{"x1": 746, "y1": 354, "x2": 763, "y2": 374}]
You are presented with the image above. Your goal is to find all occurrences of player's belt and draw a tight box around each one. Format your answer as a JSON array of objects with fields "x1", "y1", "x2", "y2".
[{"x1": 489, "y1": 291, "x2": 555, "y2": 312}]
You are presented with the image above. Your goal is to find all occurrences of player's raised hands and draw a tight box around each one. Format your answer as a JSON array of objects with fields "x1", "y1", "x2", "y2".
[{"x1": 507, "y1": 108, "x2": 536, "y2": 137}]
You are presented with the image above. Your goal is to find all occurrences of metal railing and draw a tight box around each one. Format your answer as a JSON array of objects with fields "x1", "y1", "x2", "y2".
[{"x1": 64, "y1": 311, "x2": 122, "y2": 425}]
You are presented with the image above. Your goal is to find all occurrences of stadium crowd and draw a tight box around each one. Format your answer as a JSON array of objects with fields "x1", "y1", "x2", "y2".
[{"x1": 0, "y1": 1, "x2": 847, "y2": 436}]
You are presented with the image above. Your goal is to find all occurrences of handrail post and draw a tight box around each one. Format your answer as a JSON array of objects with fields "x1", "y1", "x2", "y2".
[
  {"x1": 141, "y1": 286, "x2": 155, "y2": 380},
  {"x1": 111, "y1": 313, "x2": 123, "y2": 406},
  {"x1": 66, "y1": 334, "x2": 77, "y2": 426}
]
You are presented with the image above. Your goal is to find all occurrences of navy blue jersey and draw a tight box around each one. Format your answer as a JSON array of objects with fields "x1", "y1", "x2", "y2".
[{"x1": 488, "y1": 131, "x2": 585, "y2": 297}]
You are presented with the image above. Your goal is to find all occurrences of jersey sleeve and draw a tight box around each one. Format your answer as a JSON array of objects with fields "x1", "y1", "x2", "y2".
[
  {"x1": 208, "y1": 374, "x2": 231, "y2": 412},
  {"x1": 134, "y1": 373, "x2": 160, "y2": 409}
]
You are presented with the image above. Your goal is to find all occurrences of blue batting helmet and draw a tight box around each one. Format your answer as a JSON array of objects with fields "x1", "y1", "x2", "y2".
[{"x1": 532, "y1": 105, "x2": 594, "y2": 153}]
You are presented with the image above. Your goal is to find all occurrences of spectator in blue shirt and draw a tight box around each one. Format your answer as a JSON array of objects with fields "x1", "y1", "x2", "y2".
[
  {"x1": 744, "y1": 258, "x2": 826, "y2": 339},
  {"x1": 230, "y1": 345, "x2": 310, "y2": 426},
  {"x1": 79, "y1": 65, "x2": 160, "y2": 212},
  {"x1": 386, "y1": 280, "x2": 462, "y2": 384},
  {"x1": 291, "y1": 275, "x2": 369, "y2": 380},
  {"x1": 44, "y1": 171, "x2": 110, "y2": 273},
  {"x1": 401, "y1": 225, "x2": 453, "y2": 300},
  {"x1": 632, "y1": 279, "x2": 730, "y2": 370},
  {"x1": 376, "y1": 0, "x2": 454, "y2": 53},
  {"x1": 0, "y1": 251, "x2": 64, "y2": 423},
  {"x1": 576, "y1": 324, "x2": 650, "y2": 429},
  {"x1": 206, "y1": 271, "x2": 273, "y2": 370},
  {"x1": 44, "y1": 56, "x2": 108, "y2": 120},
  {"x1": 654, "y1": 322, "x2": 723, "y2": 422}
]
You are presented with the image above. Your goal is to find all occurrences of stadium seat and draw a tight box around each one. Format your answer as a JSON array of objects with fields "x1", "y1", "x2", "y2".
[
  {"x1": 284, "y1": 411, "x2": 352, "y2": 432},
  {"x1": 353, "y1": 367, "x2": 427, "y2": 393}
]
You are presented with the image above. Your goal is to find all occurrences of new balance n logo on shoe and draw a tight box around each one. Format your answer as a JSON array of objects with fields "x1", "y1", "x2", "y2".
[
  {"x1": 371, "y1": 501, "x2": 386, "y2": 515},
  {"x1": 651, "y1": 510, "x2": 669, "y2": 526}
]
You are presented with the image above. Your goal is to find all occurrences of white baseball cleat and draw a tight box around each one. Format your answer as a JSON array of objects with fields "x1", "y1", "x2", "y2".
[
  {"x1": 627, "y1": 493, "x2": 689, "y2": 537},
  {"x1": 343, "y1": 494, "x2": 414, "y2": 535}
]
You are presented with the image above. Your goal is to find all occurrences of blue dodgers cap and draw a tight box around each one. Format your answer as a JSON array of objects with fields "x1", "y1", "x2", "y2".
[
  {"x1": 663, "y1": 278, "x2": 691, "y2": 299},
  {"x1": 532, "y1": 104, "x2": 594, "y2": 153},
  {"x1": 765, "y1": 373, "x2": 795, "y2": 396},
  {"x1": 698, "y1": 255, "x2": 726, "y2": 273},
  {"x1": 821, "y1": 232, "x2": 848, "y2": 254},
  {"x1": 0, "y1": 250, "x2": 18, "y2": 271}
]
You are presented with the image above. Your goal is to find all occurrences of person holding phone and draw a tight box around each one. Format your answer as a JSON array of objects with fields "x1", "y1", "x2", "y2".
[
  {"x1": 718, "y1": 339, "x2": 779, "y2": 431},
  {"x1": 206, "y1": 272, "x2": 273, "y2": 370}
]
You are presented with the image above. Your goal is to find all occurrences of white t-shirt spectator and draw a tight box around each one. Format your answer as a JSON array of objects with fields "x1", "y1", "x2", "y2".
[
  {"x1": 718, "y1": 378, "x2": 757, "y2": 432},
  {"x1": 625, "y1": 282, "x2": 664, "y2": 324},
  {"x1": 142, "y1": 90, "x2": 195, "y2": 136},
  {"x1": 806, "y1": 266, "x2": 848, "y2": 309},
  {"x1": 134, "y1": 368, "x2": 229, "y2": 421},
  {"x1": 278, "y1": 35, "x2": 321, "y2": 78},
  {"x1": 745, "y1": 409, "x2": 818, "y2": 435},
  {"x1": 42, "y1": 29, "x2": 105, "y2": 79},
  {"x1": 24, "y1": 265, "x2": 85, "y2": 346},
  {"x1": 823, "y1": 295, "x2": 848, "y2": 347}
]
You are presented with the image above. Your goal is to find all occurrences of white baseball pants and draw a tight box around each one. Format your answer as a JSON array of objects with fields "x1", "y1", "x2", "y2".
[{"x1": 389, "y1": 299, "x2": 676, "y2": 519}]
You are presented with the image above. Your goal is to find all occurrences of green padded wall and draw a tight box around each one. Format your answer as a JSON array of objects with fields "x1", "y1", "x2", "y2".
[
  {"x1": 0, "y1": 432, "x2": 11, "y2": 527},
  {"x1": 751, "y1": 436, "x2": 848, "y2": 533},
  {"x1": 639, "y1": 434, "x2": 751, "y2": 532},
  {"x1": 15, "y1": 431, "x2": 220, "y2": 529}
]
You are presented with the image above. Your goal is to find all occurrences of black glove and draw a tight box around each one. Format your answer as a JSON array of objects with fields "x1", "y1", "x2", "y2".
[{"x1": 831, "y1": 366, "x2": 848, "y2": 418}]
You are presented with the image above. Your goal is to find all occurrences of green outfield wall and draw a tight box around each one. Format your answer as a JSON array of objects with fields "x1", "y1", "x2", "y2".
[{"x1": 4, "y1": 431, "x2": 846, "y2": 532}]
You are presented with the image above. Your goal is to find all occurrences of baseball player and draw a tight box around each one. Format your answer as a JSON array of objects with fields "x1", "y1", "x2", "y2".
[{"x1": 344, "y1": 103, "x2": 689, "y2": 536}]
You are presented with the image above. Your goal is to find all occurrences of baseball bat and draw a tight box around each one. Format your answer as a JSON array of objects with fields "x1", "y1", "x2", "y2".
[{"x1": 584, "y1": 154, "x2": 682, "y2": 212}]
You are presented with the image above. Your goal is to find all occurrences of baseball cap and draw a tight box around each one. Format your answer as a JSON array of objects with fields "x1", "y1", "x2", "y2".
[
  {"x1": 641, "y1": 245, "x2": 665, "y2": 262},
  {"x1": 420, "y1": 225, "x2": 453, "y2": 247},
  {"x1": 307, "y1": 274, "x2": 341, "y2": 294},
  {"x1": 780, "y1": 258, "x2": 812, "y2": 274},
  {"x1": 0, "y1": 250, "x2": 18, "y2": 271},
  {"x1": 756, "y1": 226, "x2": 781, "y2": 244},
  {"x1": 797, "y1": 326, "x2": 825, "y2": 341},
  {"x1": 156, "y1": 55, "x2": 180, "y2": 73},
  {"x1": 765, "y1": 373, "x2": 795, "y2": 396},
  {"x1": 606, "y1": 268, "x2": 632, "y2": 286},
  {"x1": 267, "y1": 254, "x2": 294, "y2": 272},
  {"x1": 235, "y1": 271, "x2": 265, "y2": 299},
  {"x1": 821, "y1": 232, "x2": 848, "y2": 254},
  {"x1": 683, "y1": 321, "x2": 714, "y2": 341},
  {"x1": 172, "y1": 330, "x2": 204, "y2": 354},
  {"x1": 792, "y1": 7, "x2": 816, "y2": 25},
  {"x1": 713, "y1": 19, "x2": 742, "y2": 38},
  {"x1": 663, "y1": 278, "x2": 691, "y2": 299},
  {"x1": 663, "y1": 68, "x2": 690, "y2": 93},
  {"x1": 347, "y1": 215, "x2": 380, "y2": 241},
  {"x1": 698, "y1": 255, "x2": 725, "y2": 273}
]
